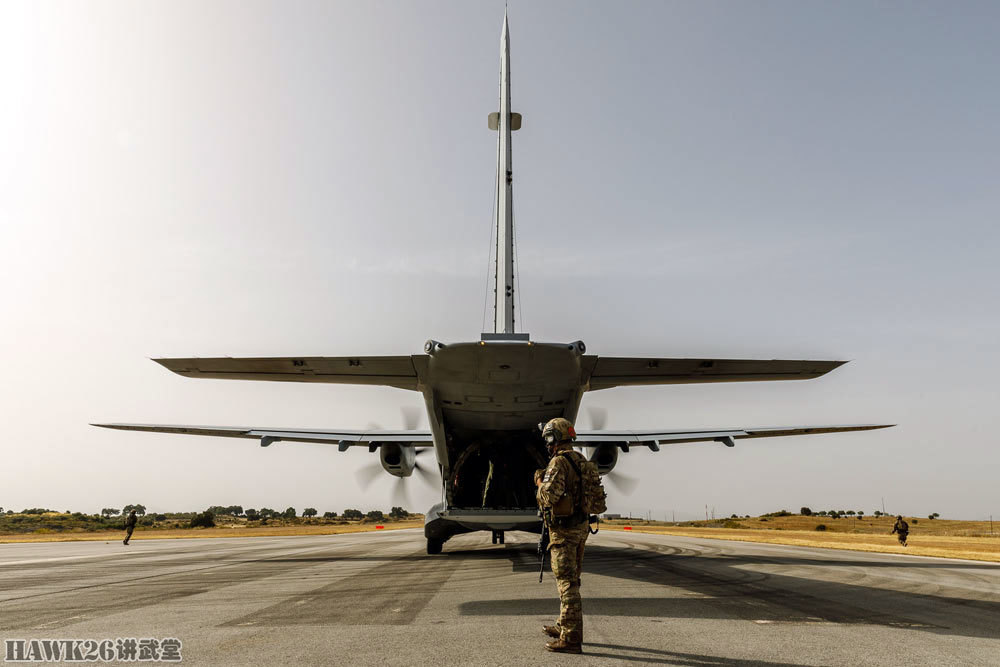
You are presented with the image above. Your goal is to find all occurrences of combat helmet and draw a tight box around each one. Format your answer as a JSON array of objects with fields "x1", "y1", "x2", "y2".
[{"x1": 539, "y1": 418, "x2": 576, "y2": 447}]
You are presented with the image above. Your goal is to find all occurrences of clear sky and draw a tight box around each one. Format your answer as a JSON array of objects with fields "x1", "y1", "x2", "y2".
[{"x1": 2, "y1": 1, "x2": 998, "y2": 520}]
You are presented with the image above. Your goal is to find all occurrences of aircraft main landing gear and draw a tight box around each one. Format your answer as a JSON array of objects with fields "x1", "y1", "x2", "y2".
[
  {"x1": 427, "y1": 538, "x2": 443, "y2": 554},
  {"x1": 491, "y1": 530, "x2": 505, "y2": 545}
]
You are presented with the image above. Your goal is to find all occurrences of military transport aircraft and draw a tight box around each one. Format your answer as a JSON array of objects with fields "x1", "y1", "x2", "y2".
[{"x1": 95, "y1": 15, "x2": 891, "y2": 554}]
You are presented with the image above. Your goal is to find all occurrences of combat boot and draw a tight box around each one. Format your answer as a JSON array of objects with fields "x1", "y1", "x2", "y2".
[
  {"x1": 545, "y1": 639, "x2": 582, "y2": 654},
  {"x1": 542, "y1": 625, "x2": 560, "y2": 638}
]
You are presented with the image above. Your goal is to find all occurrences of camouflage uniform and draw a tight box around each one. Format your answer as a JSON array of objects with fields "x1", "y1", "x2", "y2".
[
  {"x1": 123, "y1": 511, "x2": 137, "y2": 545},
  {"x1": 891, "y1": 517, "x2": 909, "y2": 546},
  {"x1": 537, "y1": 443, "x2": 589, "y2": 645}
]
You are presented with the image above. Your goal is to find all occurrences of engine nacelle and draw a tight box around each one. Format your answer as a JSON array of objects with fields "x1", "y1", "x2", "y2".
[
  {"x1": 380, "y1": 443, "x2": 417, "y2": 478},
  {"x1": 588, "y1": 443, "x2": 619, "y2": 476}
]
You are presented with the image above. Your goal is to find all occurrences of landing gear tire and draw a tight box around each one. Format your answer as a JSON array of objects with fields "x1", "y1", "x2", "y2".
[
  {"x1": 427, "y1": 538, "x2": 443, "y2": 555},
  {"x1": 492, "y1": 530, "x2": 505, "y2": 545}
]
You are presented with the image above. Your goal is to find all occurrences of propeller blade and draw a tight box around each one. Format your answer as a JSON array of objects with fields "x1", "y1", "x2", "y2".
[
  {"x1": 413, "y1": 460, "x2": 438, "y2": 487},
  {"x1": 587, "y1": 407, "x2": 607, "y2": 430},
  {"x1": 391, "y1": 477, "x2": 412, "y2": 509},
  {"x1": 355, "y1": 461, "x2": 384, "y2": 490},
  {"x1": 605, "y1": 470, "x2": 638, "y2": 496},
  {"x1": 400, "y1": 406, "x2": 422, "y2": 430}
]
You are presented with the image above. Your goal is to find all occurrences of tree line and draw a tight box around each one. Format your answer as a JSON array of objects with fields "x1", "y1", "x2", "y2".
[
  {"x1": 799, "y1": 508, "x2": 942, "y2": 520},
  {"x1": 0, "y1": 505, "x2": 414, "y2": 521}
]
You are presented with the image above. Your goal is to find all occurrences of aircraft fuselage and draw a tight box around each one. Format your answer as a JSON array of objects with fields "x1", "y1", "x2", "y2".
[{"x1": 417, "y1": 338, "x2": 589, "y2": 547}]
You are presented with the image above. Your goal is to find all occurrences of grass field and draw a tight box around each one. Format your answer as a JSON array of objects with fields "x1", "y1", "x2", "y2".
[
  {"x1": 0, "y1": 519, "x2": 424, "y2": 544},
  {"x1": 601, "y1": 515, "x2": 1000, "y2": 562}
]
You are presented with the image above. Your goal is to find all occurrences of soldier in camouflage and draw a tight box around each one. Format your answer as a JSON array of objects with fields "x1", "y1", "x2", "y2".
[
  {"x1": 123, "y1": 510, "x2": 137, "y2": 545},
  {"x1": 535, "y1": 417, "x2": 589, "y2": 654},
  {"x1": 891, "y1": 515, "x2": 909, "y2": 546}
]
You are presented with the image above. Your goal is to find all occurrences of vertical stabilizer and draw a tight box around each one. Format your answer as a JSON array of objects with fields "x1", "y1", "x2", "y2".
[{"x1": 490, "y1": 12, "x2": 521, "y2": 335}]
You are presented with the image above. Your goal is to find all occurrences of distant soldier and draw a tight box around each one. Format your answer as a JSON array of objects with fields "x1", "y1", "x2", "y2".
[
  {"x1": 891, "y1": 515, "x2": 909, "y2": 546},
  {"x1": 534, "y1": 418, "x2": 606, "y2": 654},
  {"x1": 123, "y1": 510, "x2": 138, "y2": 545}
]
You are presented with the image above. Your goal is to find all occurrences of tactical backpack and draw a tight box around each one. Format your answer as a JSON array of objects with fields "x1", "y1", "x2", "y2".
[{"x1": 556, "y1": 451, "x2": 608, "y2": 517}]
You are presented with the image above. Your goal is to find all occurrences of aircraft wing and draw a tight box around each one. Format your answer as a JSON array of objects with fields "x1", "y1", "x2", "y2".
[
  {"x1": 153, "y1": 356, "x2": 424, "y2": 391},
  {"x1": 575, "y1": 424, "x2": 893, "y2": 450},
  {"x1": 91, "y1": 423, "x2": 433, "y2": 450},
  {"x1": 583, "y1": 357, "x2": 846, "y2": 391}
]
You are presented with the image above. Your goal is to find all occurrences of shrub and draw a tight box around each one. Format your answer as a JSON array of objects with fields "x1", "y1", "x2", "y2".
[
  {"x1": 323, "y1": 511, "x2": 338, "y2": 519},
  {"x1": 722, "y1": 520, "x2": 743, "y2": 529},
  {"x1": 815, "y1": 524, "x2": 827, "y2": 531},
  {"x1": 189, "y1": 512, "x2": 215, "y2": 528},
  {"x1": 800, "y1": 507, "x2": 812, "y2": 516},
  {"x1": 342, "y1": 509, "x2": 363, "y2": 520},
  {"x1": 302, "y1": 508, "x2": 317, "y2": 518}
]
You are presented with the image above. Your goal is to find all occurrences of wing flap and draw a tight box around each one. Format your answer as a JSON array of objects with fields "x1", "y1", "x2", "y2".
[
  {"x1": 155, "y1": 356, "x2": 423, "y2": 391},
  {"x1": 92, "y1": 423, "x2": 433, "y2": 448},
  {"x1": 585, "y1": 357, "x2": 846, "y2": 390},
  {"x1": 576, "y1": 424, "x2": 892, "y2": 449}
]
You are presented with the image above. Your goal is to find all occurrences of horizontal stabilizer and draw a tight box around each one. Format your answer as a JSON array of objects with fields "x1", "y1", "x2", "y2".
[
  {"x1": 585, "y1": 357, "x2": 846, "y2": 391},
  {"x1": 153, "y1": 356, "x2": 422, "y2": 391},
  {"x1": 91, "y1": 423, "x2": 432, "y2": 449},
  {"x1": 576, "y1": 424, "x2": 893, "y2": 450}
]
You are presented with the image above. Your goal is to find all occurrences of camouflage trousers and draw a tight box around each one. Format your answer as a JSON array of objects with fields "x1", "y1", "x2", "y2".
[{"x1": 549, "y1": 522, "x2": 590, "y2": 643}]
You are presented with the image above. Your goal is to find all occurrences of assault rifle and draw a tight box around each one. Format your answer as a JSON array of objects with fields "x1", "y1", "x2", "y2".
[{"x1": 537, "y1": 514, "x2": 550, "y2": 583}]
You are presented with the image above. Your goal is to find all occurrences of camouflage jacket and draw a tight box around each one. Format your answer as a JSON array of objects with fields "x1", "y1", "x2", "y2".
[{"x1": 538, "y1": 444, "x2": 591, "y2": 539}]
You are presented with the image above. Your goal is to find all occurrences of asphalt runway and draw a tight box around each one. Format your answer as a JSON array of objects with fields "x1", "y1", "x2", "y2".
[{"x1": 2, "y1": 530, "x2": 999, "y2": 666}]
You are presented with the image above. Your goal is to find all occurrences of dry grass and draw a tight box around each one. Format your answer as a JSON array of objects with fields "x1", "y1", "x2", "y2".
[
  {"x1": 601, "y1": 515, "x2": 1000, "y2": 563},
  {"x1": 0, "y1": 520, "x2": 423, "y2": 544}
]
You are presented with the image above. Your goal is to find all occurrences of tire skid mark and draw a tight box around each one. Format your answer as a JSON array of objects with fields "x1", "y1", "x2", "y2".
[
  {"x1": 224, "y1": 550, "x2": 456, "y2": 626},
  {"x1": 606, "y1": 534, "x2": 949, "y2": 628},
  {"x1": 0, "y1": 540, "x2": 401, "y2": 631}
]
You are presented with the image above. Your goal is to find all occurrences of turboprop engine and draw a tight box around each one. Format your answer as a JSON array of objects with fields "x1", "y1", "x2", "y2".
[
  {"x1": 588, "y1": 443, "x2": 619, "y2": 475},
  {"x1": 380, "y1": 443, "x2": 417, "y2": 478}
]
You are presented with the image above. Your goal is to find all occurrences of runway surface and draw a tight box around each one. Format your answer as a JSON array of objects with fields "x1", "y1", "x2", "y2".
[{"x1": 2, "y1": 529, "x2": 999, "y2": 666}]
